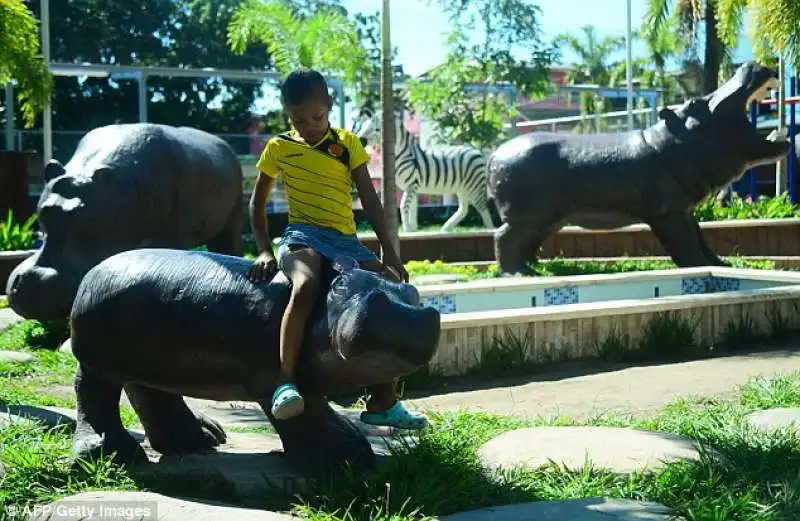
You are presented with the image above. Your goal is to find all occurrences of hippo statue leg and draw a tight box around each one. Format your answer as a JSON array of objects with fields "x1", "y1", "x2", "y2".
[
  {"x1": 73, "y1": 364, "x2": 148, "y2": 465},
  {"x1": 122, "y1": 384, "x2": 226, "y2": 454},
  {"x1": 494, "y1": 218, "x2": 562, "y2": 275},
  {"x1": 258, "y1": 392, "x2": 375, "y2": 474},
  {"x1": 646, "y1": 212, "x2": 727, "y2": 266}
]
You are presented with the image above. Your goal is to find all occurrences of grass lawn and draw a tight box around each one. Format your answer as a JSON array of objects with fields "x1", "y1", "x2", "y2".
[{"x1": 1, "y1": 315, "x2": 799, "y2": 520}]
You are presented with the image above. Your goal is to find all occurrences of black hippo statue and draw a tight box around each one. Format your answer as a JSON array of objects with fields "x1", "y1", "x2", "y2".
[
  {"x1": 6, "y1": 123, "x2": 245, "y2": 321},
  {"x1": 68, "y1": 248, "x2": 440, "y2": 474},
  {"x1": 487, "y1": 61, "x2": 792, "y2": 274}
]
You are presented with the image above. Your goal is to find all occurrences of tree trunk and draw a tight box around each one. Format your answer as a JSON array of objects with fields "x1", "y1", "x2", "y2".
[
  {"x1": 380, "y1": 0, "x2": 400, "y2": 255},
  {"x1": 703, "y1": 2, "x2": 721, "y2": 94}
]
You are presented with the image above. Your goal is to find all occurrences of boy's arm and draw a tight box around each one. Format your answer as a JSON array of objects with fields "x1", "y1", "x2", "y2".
[
  {"x1": 249, "y1": 173, "x2": 276, "y2": 257},
  {"x1": 250, "y1": 140, "x2": 280, "y2": 259},
  {"x1": 351, "y1": 164, "x2": 407, "y2": 281}
]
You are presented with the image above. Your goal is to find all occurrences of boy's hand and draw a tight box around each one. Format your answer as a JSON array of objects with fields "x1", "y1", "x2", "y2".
[
  {"x1": 382, "y1": 254, "x2": 409, "y2": 283},
  {"x1": 249, "y1": 251, "x2": 278, "y2": 282}
]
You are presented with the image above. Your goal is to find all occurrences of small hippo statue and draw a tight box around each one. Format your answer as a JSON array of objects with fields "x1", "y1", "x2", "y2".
[
  {"x1": 68, "y1": 248, "x2": 441, "y2": 474},
  {"x1": 6, "y1": 123, "x2": 245, "y2": 320}
]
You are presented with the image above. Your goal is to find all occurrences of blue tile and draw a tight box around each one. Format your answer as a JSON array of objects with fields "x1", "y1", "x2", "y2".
[
  {"x1": 544, "y1": 286, "x2": 579, "y2": 306},
  {"x1": 421, "y1": 294, "x2": 457, "y2": 314},
  {"x1": 682, "y1": 276, "x2": 741, "y2": 294},
  {"x1": 681, "y1": 276, "x2": 712, "y2": 294},
  {"x1": 711, "y1": 277, "x2": 741, "y2": 292}
]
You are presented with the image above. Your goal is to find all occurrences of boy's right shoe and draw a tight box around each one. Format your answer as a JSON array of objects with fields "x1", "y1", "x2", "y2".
[{"x1": 271, "y1": 382, "x2": 305, "y2": 420}]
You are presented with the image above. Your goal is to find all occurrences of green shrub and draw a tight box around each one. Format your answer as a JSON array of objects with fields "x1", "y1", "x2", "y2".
[
  {"x1": 0, "y1": 209, "x2": 38, "y2": 251},
  {"x1": 20, "y1": 319, "x2": 70, "y2": 350}
]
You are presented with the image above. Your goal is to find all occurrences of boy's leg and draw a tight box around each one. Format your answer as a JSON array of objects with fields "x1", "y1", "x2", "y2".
[
  {"x1": 357, "y1": 259, "x2": 428, "y2": 430},
  {"x1": 272, "y1": 246, "x2": 323, "y2": 420}
]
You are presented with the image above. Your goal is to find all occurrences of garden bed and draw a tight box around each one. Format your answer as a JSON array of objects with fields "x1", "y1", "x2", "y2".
[
  {"x1": 405, "y1": 255, "x2": 787, "y2": 283},
  {"x1": 0, "y1": 250, "x2": 34, "y2": 294},
  {"x1": 358, "y1": 217, "x2": 800, "y2": 263}
]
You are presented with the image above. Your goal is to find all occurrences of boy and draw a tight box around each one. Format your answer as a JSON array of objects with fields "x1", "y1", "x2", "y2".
[{"x1": 247, "y1": 68, "x2": 428, "y2": 430}]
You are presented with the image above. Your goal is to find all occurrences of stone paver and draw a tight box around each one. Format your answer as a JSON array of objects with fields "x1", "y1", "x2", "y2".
[
  {"x1": 0, "y1": 307, "x2": 21, "y2": 330},
  {"x1": 745, "y1": 408, "x2": 800, "y2": 432},
  {"x1": 0, "y1": 350, "x2": 35, "y2": 363},
  {"x1": 439, "y1": 497, "x2": 680, "y2": 520},
  {"x1": 26, "y1": 490, "x2": 299, "y2": 520},
  {"x1": 478, "y1": 426, "x2": 701, "y2": 474},
  {"x1": 406, "y1": 347, "x2": 800, "y2": 420},
  {"x1": 0, "y1": 405, "x2": 78, "y2": 431}
]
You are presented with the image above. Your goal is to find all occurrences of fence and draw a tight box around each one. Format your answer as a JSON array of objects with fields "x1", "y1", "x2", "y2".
[{"x1": 9, "y1": 92, "x2": 800, "y2": 213}]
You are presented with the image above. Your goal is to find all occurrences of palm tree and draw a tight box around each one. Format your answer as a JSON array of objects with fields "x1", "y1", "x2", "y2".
[
  {"x1": 0, "y1": 0, "x2": 53, "y2": 128},
  {"x1": 553, "y1": 25, "x2": 627, "y2": 133},
  {"x1": 554, "y1": 25, "x2": 627, "y2": 86},
  {"x1": 227, "y1": 0, "x2": 371, "y2": 88},
  {"x1": 717, "y1": 0, "x2": 800, "y2": 69},
  {"x1": 643, "y1": 0, "x2": 726, "y2": 95}
]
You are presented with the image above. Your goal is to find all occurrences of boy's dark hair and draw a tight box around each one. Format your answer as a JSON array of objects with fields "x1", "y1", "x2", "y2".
[{"x1": 280, "y1": 69, "x2": 331, "y2": 106}]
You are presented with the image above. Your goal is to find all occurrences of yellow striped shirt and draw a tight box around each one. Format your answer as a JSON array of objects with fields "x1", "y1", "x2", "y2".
[{"x1": 256, "y1": 127, "x2": 370, "y2": 236}]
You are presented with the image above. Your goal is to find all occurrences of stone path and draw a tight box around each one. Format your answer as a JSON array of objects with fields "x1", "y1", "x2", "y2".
[
  {"x1": 745, "y1": 407, "x2": 800, "y2": 432},
  {"x1": 404, "y1": 346, "x2": 800, "y2": 421},
  {"x1": 478, "y1": 426, "x2": 701, "y2": 474},
  {"x1": 0, "y1": 307, "x2": 20, "y2": 330}
]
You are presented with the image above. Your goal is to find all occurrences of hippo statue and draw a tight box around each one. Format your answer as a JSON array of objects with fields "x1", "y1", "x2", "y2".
[
  {"x1": 68, "y1": 248, "x2": 440, "y2": 474},
  {"x1": 487, "y1": 61, "x2": 792, "y2": 274},
  {"x1": 6, "y1": 123, "x2": 245, "y2": 321}
]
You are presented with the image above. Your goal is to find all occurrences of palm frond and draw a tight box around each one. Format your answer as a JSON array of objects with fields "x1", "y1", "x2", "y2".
[{"x1": 716, "y1": 0, "x2": 748, "y2": 49}]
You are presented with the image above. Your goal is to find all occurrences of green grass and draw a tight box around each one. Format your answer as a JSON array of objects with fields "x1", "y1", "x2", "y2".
[
  {"x1": 1, "y1": 362, "x2": 799, "y2": 520},
  {"x1": 2, "y1": 306, "x2": 800, "y2": 520},
  {"x1": 0, "y1": 321, "x2": 140, "y2": 430}
]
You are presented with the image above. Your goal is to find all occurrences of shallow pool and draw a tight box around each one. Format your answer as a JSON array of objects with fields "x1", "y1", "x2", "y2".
[{"x1": 417, "y1": 267, "x2": 800, "y2": 314}]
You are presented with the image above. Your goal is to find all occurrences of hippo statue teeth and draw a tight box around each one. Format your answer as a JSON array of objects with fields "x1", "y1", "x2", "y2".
[
  {"x1": 487, "y1": 61, "x2": 792, "y2": 274},
  {"x1": 67, "y1": 248, "x2": 441, "y2": 474}
]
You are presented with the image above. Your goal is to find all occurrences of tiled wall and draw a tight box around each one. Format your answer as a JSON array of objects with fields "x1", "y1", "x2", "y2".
[
  {"x1": 420, "y1": 275, "x2": 776, "y2": 315},
  {"x1": 429, "y1": 296, "x2": 800, "y2": 376}
]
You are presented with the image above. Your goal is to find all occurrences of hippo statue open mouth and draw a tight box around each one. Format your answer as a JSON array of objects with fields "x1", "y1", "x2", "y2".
[
  {"x1": 487, "y1": 61, "x2": 791, "y2": 274},
  {"x1": 68, "y1": 248, "x2": 441, "y2": 474}
]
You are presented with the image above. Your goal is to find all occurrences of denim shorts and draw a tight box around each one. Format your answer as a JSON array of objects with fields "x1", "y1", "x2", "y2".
[{"x1": 276, "y1": 222, "x2": 378, "y2": 271}]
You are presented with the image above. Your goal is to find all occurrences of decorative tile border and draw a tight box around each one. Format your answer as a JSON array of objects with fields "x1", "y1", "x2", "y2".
[
  {"x1": 544, "y1": 286, "x2": 579, "y2": 306},
  {"x1": 711, "y1": 277, "x2": 741, "y2": 292},
  {"x1": 421, "y1": 294, "x2": 457, "y2": 314},
  {"x1": 681, "y1": 276, "x2": 742, "y2": 295}
]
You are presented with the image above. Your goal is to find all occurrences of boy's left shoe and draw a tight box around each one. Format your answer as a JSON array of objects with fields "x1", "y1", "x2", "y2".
[{"x1": 360, "y1": 401, "x2": 429, "y2": 430}]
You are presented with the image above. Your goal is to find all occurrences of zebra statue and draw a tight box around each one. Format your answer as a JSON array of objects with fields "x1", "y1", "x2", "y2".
[{"x1": 352, "y1": 104, "x2": 495, "y2": 233}]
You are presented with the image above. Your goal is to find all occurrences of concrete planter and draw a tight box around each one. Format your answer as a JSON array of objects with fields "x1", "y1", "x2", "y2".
[{"x1": 0, "y1": 250, "x2": 35, "y2": 295}]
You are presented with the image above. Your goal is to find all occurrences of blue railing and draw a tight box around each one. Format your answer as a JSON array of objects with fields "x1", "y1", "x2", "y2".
[{"x1": 735, "y1": 85, "x2": 799, "y2": 203}]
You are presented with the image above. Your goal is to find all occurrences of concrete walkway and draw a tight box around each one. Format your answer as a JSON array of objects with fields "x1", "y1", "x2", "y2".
[{"x1": 403, "y1": 347, "x2": 800, "y2": 420}]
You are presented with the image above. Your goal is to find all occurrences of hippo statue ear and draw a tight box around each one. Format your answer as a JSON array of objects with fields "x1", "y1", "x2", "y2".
[{"x1": 43, "y1": 159, "x2": 65, "y2": 182}]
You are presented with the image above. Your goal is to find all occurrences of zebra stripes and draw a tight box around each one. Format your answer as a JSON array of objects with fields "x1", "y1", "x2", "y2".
[{"x1": 352, "y1": 106, "x2": 494, "y2": 232}]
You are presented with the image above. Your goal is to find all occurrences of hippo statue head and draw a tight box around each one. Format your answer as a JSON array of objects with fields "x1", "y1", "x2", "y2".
[
  {"x1": 6, "y1": 160, "x2": 121, "y2": 321},
  {"x1": 301, "y1": 264, "x2": 440, "y2": 390},
  {"x1": 655, "y1": 61, "x2": 791, "y2": 192}
]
